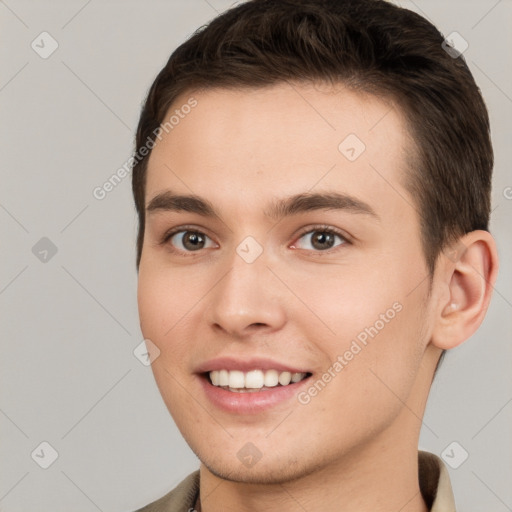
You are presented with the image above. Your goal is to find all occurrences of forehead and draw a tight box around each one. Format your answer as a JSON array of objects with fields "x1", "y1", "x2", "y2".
[{"x1": 145, "y1": 82, "x2": 416, "y2": 221}]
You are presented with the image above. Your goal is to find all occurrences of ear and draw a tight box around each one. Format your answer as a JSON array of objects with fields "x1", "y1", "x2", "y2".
[{"x1": 431, "y1": 230, "x2": 499, "y2": 350}]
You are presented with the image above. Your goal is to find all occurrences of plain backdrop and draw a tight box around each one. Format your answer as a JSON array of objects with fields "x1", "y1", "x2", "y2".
[{"x1": 1, "y1": 1, "x2": 511, "y2": 511}]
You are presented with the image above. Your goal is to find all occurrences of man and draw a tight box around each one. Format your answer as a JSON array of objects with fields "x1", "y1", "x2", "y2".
[{"x1": 131, "y1": 0, "x2": 498, "y2": 510}]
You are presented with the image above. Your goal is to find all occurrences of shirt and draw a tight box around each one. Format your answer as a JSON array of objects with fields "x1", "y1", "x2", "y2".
[{"x1": 135, "y1": 450, "x2": 456, "y2": 512}]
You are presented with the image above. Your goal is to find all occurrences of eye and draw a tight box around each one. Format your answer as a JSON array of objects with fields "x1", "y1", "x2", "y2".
[
  {"x1": 291, "y1": 227, "x2": 348, "y2": 252},
  {"x1": 166, "y1": 229, "x2": 216, "y2": 252}
]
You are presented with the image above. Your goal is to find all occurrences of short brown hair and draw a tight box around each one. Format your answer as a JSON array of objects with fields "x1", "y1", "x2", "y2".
[{"x1": 132, "y1": 0, "x2": 493, "y2": 275}]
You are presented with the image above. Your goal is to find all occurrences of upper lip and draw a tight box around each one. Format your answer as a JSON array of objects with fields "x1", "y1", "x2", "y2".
[{"x1": 195, "y1": 357, "x2": 310, "y2": 374}]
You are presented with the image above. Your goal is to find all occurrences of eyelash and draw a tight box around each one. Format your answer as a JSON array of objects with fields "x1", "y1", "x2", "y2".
[
  {"x1": 292, "y1": 225, "x2": 350, "y2": 254},
  {"x1": 160, "y1": 224, "x2": 350, "y2": 257}
]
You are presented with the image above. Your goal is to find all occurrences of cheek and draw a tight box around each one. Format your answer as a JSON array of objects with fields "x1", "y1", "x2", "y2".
[
  {"x1": 137, "y1": 260, "x2": 217, "y2": 388},
  {"x1": 289, "y1": 259, "x2": 428, "y2": 397},
  {"x1": 137, "y1": 260, "x2": 201, "y2": 339},
  {"x1": 137, "y1": 270, "x2": 168, "y2": 340},
  {"x1": 137, "y1": 264, "x2": 200, "y2": 419},
  {"x1": 286, "y1": 263, "x2": 402, "y2": 340}
]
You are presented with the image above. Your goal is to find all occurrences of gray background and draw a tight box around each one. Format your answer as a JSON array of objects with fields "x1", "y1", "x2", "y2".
[{"x1": 1, "y1": 0, "x2": 511, "y2": 510}]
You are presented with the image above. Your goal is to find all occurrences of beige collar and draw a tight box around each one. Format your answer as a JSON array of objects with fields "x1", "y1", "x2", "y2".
[{"x1": 419, "y1": 450, "x2": 456, "y2": 511}]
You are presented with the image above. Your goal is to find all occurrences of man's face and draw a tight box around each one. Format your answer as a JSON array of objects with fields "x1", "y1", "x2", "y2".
[{"x1": 138, "y1": 83, "x2": 438, "y2": 483}]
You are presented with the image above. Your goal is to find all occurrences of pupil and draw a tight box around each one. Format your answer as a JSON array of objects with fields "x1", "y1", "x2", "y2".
[{"x1": 313, "y1": 231, "x2": 334, "y2": 250}]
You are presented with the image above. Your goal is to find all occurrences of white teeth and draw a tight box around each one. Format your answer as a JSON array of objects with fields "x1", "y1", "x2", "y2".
[
  {"x1": 264, "y1": 369, "x2": 279, "y2": 387},
  {"x1": 278, "y1": 371, "x2": 292, "y2": 385},
  {"x1": 245, "y1": 370, "x2": 264, "y2": 388},
  {"x1": 208, "y1": 369, "x2": 308, "y2": 390},
  {"x1": 218, "y1": 369, "x2": 229, "y2": 386},
  {"x1": 228, "y1": 370, "x2": 245, "y2": 388},
  {"x1": 291, "y1": 372, "x2": 303, "y2": 383}
]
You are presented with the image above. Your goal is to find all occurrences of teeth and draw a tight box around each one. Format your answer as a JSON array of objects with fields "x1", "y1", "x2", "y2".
[
  {"x1": 245, "y1": 369, "x2": 264, "y2": 388},
  {"x1": 264, "y1": 369, "x2": 279, "y2": 387},
  {"x1": 218, "y1": 369, "x2": 229, "y2": 386},
  {"x1": 228, "y1": 370, "x2": 245, "y2": 389},
  {"x1": 208, "y1": 369, "x2": 308, "y2": 390},
  {"x1": 278, "y1": 371, "x2": 292, "y2": 385},
  {"x1": 291, "y1": 372, "x2": 303, "y2": 383},
  {"x1": 210, "y1": 370, "x2": 220, "y2": 386}
]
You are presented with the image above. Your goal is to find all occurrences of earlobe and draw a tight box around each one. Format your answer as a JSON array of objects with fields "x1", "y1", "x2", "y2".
[{"x1": 431, "y1": 230, "x2": 499, "y2": 351}]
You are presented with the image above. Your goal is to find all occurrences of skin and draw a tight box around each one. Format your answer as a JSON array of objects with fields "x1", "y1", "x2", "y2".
[{"x1": 137, "y1": 82, "x2": 498, "y2": 512}]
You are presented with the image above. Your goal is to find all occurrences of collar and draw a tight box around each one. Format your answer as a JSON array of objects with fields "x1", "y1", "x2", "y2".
[{"x1": 419, "y1": 450, "x2": 456, "y2": 511}]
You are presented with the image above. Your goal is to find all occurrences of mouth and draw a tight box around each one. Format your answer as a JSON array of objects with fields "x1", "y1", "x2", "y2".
[
  {"x1": 197, "y1": 365, "x2": 313, "y2": 414},
  {"x1": 195, "y1": 357, "x2": 314, "y2": 413},
  {"x1": 204, "y1": 369, "x2": 312, "y2": 393}
]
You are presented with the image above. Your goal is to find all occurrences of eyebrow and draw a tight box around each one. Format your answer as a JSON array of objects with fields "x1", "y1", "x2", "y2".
[{"x1": 146, "y1": 190, "x2": 379, "y2": 221}]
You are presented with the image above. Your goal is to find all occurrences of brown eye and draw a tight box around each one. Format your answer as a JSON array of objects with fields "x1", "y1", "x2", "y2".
[
  {"x1": 169, "y1": 230, "x2": 213, "y2": 252},
  {"x1": 293, "y1": 229, "x2": 346, "y2": 251}
]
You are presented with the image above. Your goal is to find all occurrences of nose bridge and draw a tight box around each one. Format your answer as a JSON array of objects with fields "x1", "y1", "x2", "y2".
[{"x1": 207, "y1": 239, "x2": 286, "y2": 335}]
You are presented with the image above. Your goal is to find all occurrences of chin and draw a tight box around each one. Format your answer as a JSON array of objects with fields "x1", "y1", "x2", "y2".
[{"x1": 198, "y1": 452, "x2": 325, "y2": 486}]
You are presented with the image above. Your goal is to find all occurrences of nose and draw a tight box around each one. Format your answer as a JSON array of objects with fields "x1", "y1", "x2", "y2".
[{"x1": 206, "y1": 248, "x2": 287, "y2": 338}]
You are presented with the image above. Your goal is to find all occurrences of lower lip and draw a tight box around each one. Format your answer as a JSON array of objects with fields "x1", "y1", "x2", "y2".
[{"x1": 198, "y1": 374, "x2": 311, "y2": 414}]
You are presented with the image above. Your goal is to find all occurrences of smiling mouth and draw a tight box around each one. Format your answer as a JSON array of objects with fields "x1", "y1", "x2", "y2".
[{"x1": 204, "y1": 369, "x2": 312, "y2": 392}]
